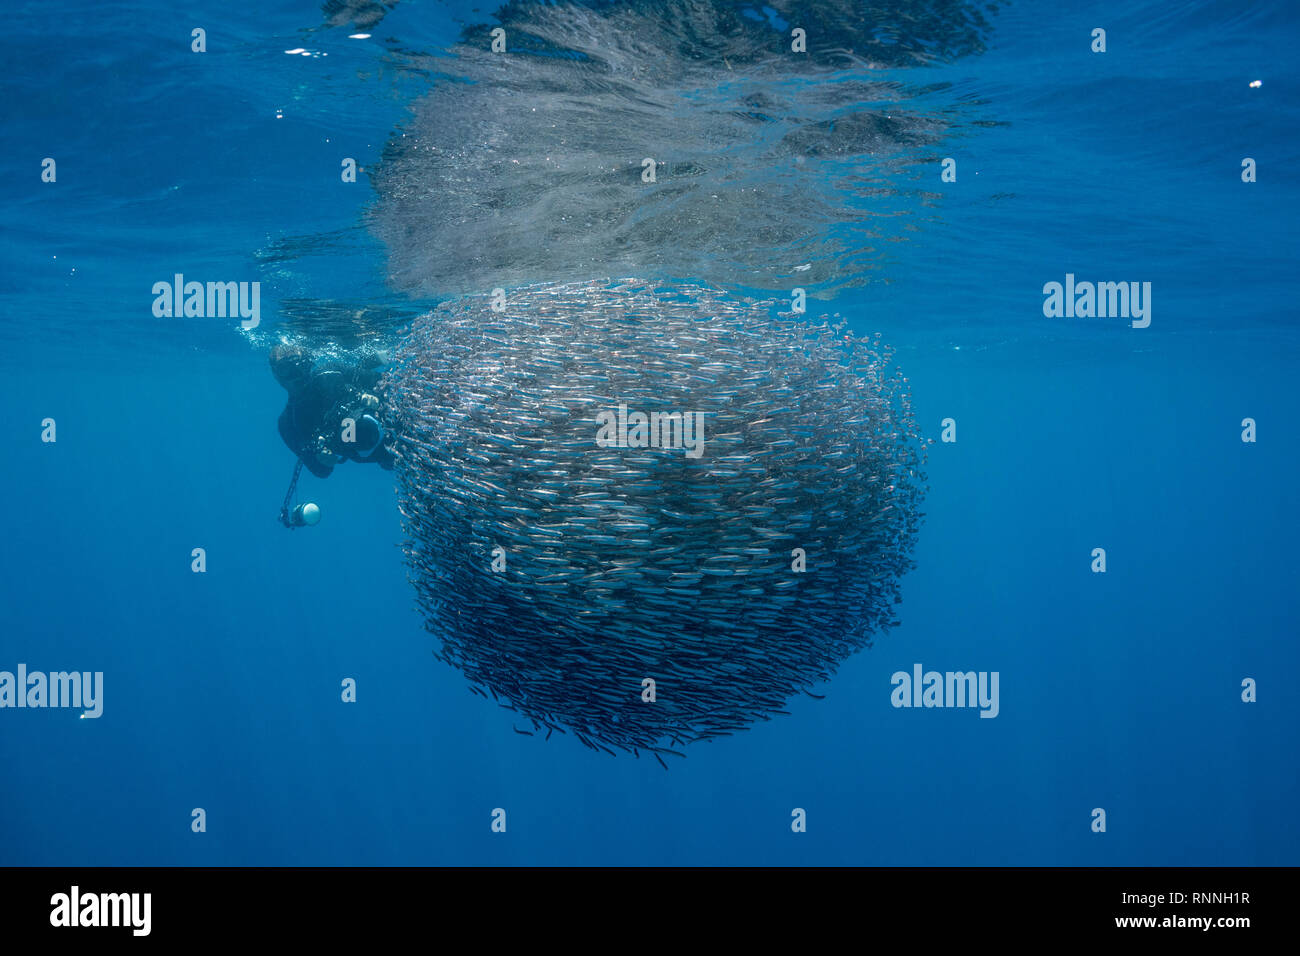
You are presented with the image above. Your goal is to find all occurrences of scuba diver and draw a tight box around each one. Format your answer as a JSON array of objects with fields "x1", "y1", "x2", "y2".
[{"x1": 269, "y1": 342, "x2": 398, "y2": 528}]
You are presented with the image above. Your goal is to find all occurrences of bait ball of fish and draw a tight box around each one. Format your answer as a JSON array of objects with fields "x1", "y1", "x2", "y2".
[{"x1": 384, "y1": 278, "x2": 927, "y2": 758}]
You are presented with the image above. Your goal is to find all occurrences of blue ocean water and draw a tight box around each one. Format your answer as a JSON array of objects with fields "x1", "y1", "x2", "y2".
[{"x1": 1, "y1": 0, "x2": 1297, "y2": 865}]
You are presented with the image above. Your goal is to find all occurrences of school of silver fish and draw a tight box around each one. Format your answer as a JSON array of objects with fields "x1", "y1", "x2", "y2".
[{"x1": 383, "y1": 277, "x2": 927, "y2": 761}]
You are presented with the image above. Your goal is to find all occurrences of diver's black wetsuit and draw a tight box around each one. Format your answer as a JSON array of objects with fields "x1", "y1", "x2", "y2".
[{"x1": 271, "y1": 345, "x2": 397, "y2": 478}]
